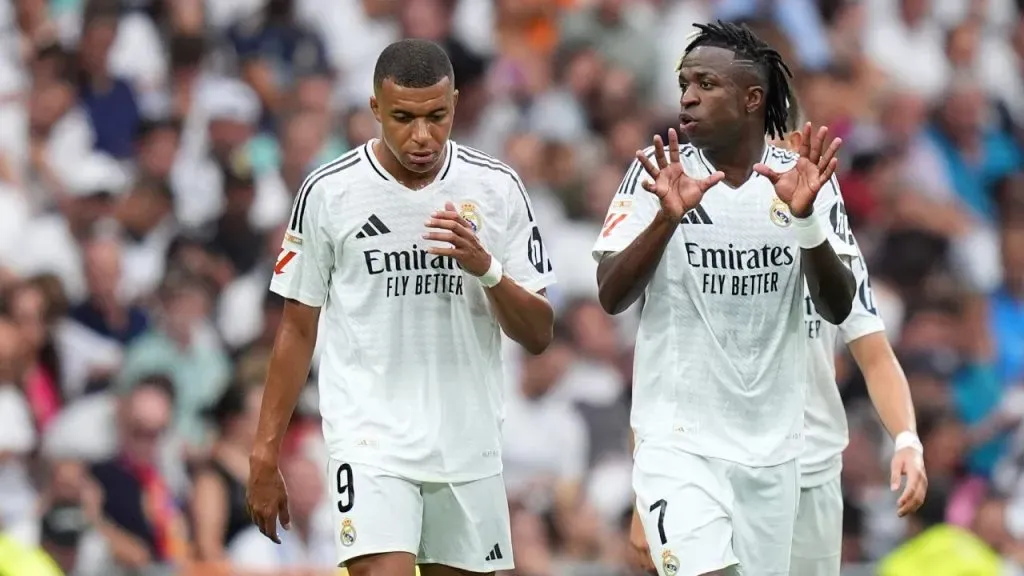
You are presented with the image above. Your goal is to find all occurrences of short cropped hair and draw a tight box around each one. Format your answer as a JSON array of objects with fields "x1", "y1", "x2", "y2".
[{"x1": 373, "y1": 39, "x2": 455, "y2": 90}]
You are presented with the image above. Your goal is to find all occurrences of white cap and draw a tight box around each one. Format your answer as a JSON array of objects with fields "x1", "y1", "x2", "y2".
[
  {"x1": 200, "y1": 76, "x2": 261, "y2": 125},
  {"x1": 62, "y1": 153, "x2": 130, "y2": 197}
]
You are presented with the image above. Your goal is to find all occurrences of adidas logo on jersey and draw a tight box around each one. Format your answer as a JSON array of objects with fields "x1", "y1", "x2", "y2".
[
  {"x1": 484, "y1": 543, "x2": 504, "y2": 562},
  {"x1": 355, "y1": 214, "x2": 391, "y2": 238},
  {"x1": 680, "y1": 205, "x2": 713, "y2": 225}
]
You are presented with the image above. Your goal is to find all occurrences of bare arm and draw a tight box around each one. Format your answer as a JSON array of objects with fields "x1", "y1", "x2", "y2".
[
  {"x1": 485, "y1": 283, "x2": 553, "y2": 354},
  {"x1": 849, "y1": 332, "x2": 915, "y2": 438},
  {"x1": 191, "y1": 470, "x2": 229, "y2": 561},
  {"x1": 596, "y1": 211, "x2": 677, "y2": 315},
  {"x1": 801, "y1": 241, "x2": 856, "y2": 325},
  {"x1": 251, "y1": 300, "x2": 320, "y2": 464}
]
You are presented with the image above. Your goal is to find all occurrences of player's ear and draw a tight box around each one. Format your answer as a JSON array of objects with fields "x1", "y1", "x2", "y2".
[
  {"x1": 451, "y1": 89, "x2": 459, "y2": 111},
  {"x1": 745, "y1": 85, "x2": 764, "y2": 115},
  {"x1": 369, "y1": 95, "x2": 381, "y2": 123}
]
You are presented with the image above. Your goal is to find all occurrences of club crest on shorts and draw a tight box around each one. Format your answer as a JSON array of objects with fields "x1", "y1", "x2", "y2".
[
  {"x1": 340, "y1": 518, "x2": 357, "y2": 546},
  {"x1": 661, "y1": 549, "x2": 679, "y2": 576},
  {"x1": 769, "y1": 196, "x2": 793, "y2": 227},
  {"x1": 458, "y1": 201, "x2": 481, "y2": 233}
]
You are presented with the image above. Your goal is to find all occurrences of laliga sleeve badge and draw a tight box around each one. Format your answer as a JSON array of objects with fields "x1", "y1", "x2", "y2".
[
  {"x1": 458, "y1": 201, "x2": 481, "y2": 233},
  {"x1": 769, "y1": 196, "x2": 792, "y2": 228},
  {"x1": 661, "y1": 549, "x2": 679, "y2": 576},
  {"x1": 340, "y1": 518, "x2": 357, "y2": 547}
]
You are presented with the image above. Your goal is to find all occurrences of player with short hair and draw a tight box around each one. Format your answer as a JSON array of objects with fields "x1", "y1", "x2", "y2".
[
  {"x1": 596, "y1": 22, "x2": 857, "y2": 576},
  {"x1": 246, "y1": 39, "x2": 556, "y2": 576},
  {"x1": 774, "y1": 97, "x2": 927, "y2": 576}
]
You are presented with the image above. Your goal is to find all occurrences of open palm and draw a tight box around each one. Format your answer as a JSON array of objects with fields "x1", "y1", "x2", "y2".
[
  {"x1": 754, "y1": 123, "x2": 841, "y2": 218},
  {"x1": 637, "y1": 128, "x2": 724, "y2": 222}
]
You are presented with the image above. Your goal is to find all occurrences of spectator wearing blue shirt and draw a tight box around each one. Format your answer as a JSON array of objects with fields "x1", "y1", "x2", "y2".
[
  {"x1": 227, "y1": 0, "x2": 331, "y2": 132},
  {"x1": 77, "y1": 2, "x2": 141, "y2": 161}
]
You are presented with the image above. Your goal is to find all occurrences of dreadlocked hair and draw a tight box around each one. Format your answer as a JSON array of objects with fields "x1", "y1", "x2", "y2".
[{"x1": 682, "y1": 20, "x2": 793, "y2": 140}]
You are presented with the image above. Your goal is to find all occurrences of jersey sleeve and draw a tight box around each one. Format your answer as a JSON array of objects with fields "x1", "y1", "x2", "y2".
[
  {"x1": 502, "y1": 176, "x2": 556, "y2": 293},
  {"x1": 591, "y1": 151, "x2": 661, "y2": 260},
  {"x1": 812, "y1": 175, "x2": 859, "y2": 259},
  {"x1": 838, "y1": 239, "x2": 886, "y2": 343},
  {"x1": 269, "y1": 179, "x2": 335, "y2": 307}
]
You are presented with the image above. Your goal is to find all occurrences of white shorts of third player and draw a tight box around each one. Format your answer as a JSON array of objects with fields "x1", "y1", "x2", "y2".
[
  {"x1": 790, "y1": 476, "x2": 843, "y2": 576},
  {"x1": 633, "y1": 441, "x2": 799, "y2": 576},
  {"x1": 328, "y1": 459, "x2": 514, "y2": 571}
]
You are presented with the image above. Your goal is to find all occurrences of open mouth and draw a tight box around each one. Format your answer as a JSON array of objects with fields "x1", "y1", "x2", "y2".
[{"x1": 679, "y1": 113, "x2": 699, "y2": 132}]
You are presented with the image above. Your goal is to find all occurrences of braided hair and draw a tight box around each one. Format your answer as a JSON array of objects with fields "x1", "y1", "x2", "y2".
[{"x1": 681, "y1": 21, "x2": 794, "y2": 139}]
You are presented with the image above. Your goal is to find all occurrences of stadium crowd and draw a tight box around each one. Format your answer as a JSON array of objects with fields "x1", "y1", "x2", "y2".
[{"x1": 0, "y1": 0, "x2": 1021, "y2": 574}]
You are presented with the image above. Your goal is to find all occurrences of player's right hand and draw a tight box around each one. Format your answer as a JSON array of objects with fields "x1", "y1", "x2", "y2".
[
  {"x1": 246, "y1": 454, "x2": 291, "y2": 544},
  {"x1": 629, "y1": 508, "x2": 656, "y2": 574},
  {"x1": 636, "y1": 127, "x2": 725, "y2": 222}
]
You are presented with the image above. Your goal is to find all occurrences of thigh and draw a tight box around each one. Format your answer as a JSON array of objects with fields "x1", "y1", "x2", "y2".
[
  {"x1": 729, "y1": 459, "x2": 800, "y2": 576},
  {"x1": 327, "y1": 459, "x2": 423, "y2": 569},
  {"x1": 634, "y1": 444, "x2": 739, "y2": 576},
  {"x1": 418, "y1": 473, "x2": 512, "y2": 573},
  {"x1": 790, "y1": 477, "x2": 843, "y2": 576}
]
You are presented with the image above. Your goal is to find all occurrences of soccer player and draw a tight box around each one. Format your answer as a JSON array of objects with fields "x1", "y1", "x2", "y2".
[
  {"x1": 774, "y1": 100, "x2": 927, "y2": 576},
  {"x1": 245, "y1": 39, "x2": 556, "y2": 576},
  {"x1": 595, "y1": 22, "x2": 857, "y2": 576}
]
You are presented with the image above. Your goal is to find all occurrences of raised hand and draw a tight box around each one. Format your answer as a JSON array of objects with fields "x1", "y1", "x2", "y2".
[
  {"x1": 637, "y1": 128, "x2": 725, "y2": 222},
  {"x1": 753, "y1": 123, "x2": 841, "y2": 218}
]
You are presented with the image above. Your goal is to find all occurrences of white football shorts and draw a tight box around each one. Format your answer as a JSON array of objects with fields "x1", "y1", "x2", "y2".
[
  {"x1": 790, "y1": 476, "x2": 843, "y2": 576},
  {"x1": 327, "y1": 459, "x2": 514, "y2": 572},
  {"x1": 633, "y1": 441, "x2": 799, "y2": 576}
]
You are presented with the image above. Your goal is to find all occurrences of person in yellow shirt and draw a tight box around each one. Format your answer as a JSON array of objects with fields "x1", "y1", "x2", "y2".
[{"x1": 0, "y1": 533, "x2": 65, "y2": 576}]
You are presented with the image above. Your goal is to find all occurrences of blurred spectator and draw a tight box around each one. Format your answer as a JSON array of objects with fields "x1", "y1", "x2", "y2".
[
  {"x1": 190, "y1": 383, "x2": 261, "y2": 561},
  {"x1": 91, "y1": 375, "x2": 189, "y2": 571},
  {"x1": 117, "y1": 270, "x2": 230, "y2": 449}
]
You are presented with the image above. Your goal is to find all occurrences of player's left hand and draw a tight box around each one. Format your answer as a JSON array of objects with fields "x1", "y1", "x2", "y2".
[
  {"x1": 891, "y1": 446, "x2": 928, "y2": 517},
  {"x1": 753, "y1": 122, "x2": 841, "y2": 218},
  {"x1": 423, "y1": 201, "x2": 492, "y2": 277}
]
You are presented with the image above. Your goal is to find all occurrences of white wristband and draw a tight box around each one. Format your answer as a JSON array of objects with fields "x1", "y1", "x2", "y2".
[
  {"x1": 792, "y1": 211, "x2": 828, "y2": 249},
  {"x1": 894, "y1": 431, "x2": 923, "y2": 454},
  {"x1": 477, "y1": 256, "x2": 503, "y2": 288}
]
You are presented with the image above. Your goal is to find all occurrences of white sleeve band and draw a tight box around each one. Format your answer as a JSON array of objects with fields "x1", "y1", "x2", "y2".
[
  {"x1": 792, "y1": 211, "x2": 829, "y2": 249},
  {"x1": 894, "y1": 431, "x2": 923, "y2": 454},
  {"x1": 477, "y1": 256, "x2": 503, "y2": 288}
]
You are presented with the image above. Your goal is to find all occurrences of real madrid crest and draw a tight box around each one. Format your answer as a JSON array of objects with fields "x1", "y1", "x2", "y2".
[
  {"x1": 458, "y1": 201, "x2": 481, "y2": 233},
  {"x1": 769, "y1": 196, "x2": 792, "y2": 228},
  {"x1": 340, "y1": 518, "x2": 357, "y2": 547},
  {"x1": 661, "y1": 549, "x2": 679, "y2": 576}
]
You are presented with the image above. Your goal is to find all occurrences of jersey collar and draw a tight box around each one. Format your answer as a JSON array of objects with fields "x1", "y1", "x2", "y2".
[{"x1": 363, "y1": 139, "x2": 456, "y2": 190}]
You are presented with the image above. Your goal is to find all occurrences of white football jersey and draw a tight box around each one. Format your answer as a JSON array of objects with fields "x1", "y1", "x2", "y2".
[
  {"x1": 800, "y1": 232, "x2": 885, "y2": 486},
  {"x1": 270, "y1": 140, "x2": 556, "y2": 483},
  {"x1": 593, "y1": 144, "x2": 859, "y2": 467}
]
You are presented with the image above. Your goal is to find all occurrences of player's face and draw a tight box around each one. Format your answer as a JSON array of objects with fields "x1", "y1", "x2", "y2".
[
  {"x1": 676, "y1": 46, "x2": 764, "y2": 149},
  {"x1": 371, "y1": 77, "x2": 458, "y2": 175}
]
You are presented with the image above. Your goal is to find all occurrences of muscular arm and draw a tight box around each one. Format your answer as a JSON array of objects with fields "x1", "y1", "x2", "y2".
[
  {"x1": 801, "y1": 240, "x2": 856, "y2": 325},
  {"x1": 596, "y1": 211, "x2": 677, "y2": 315},
  {"x1": 849, "y1": 332, "x2": 915, "y2": 439},
  {"x1": 251, "y1": 300, "x2": 320, "y2": 465},
  {"x1": 485, "y1": 282, "x2": 553, "y2": 355}
]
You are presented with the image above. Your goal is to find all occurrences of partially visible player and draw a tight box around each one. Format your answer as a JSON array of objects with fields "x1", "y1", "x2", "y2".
[
  {"x1": 246, "y1": 39, "x2": 556, "y2": 576},
  {"x1": 597, "y1": 21, "x2": 858, "y2": 576},
  {"x1": 775, "y1": 98, "x2": 927, "y2": 576}
]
